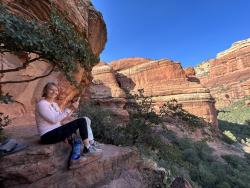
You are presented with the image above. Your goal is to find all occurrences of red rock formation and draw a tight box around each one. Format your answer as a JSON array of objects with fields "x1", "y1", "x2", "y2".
[
  {"x1": 110, "y1": 57, "x2": 152, "y2": 71},
  {"x1": 0, "y1": 0, "x2": 107, "y2": 119},
  {"x1": 86, "y1": 62, "x2": 129, "y2": 122},
  {"x1": 107, "y1": 58, "x2": 218, "y2": 126},
  {"x1": 195, "y1": 38, "x2": 250, "y2": 108},
  {"x1": 184, "y1": 67, "x2": 196, "y2": 77},
  {"x1": 185, "y1": 67, "x2": 200, "y2": 83},
  {"x1": 1, "y1": 0, "x2": 107, "y2": 56}
]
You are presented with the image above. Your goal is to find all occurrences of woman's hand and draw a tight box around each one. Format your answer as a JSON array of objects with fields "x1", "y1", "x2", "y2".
[
  {"x1": 68, "y1": 97, "x2": 80, "y2": 112},
  {"x1": 71, "y1": 100, "x2": 79, "y2": 110}
]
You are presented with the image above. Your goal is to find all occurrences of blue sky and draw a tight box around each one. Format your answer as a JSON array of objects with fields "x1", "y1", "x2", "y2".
[{"x1": 92, "y1": 0, "x2": 250, "y2": 68}]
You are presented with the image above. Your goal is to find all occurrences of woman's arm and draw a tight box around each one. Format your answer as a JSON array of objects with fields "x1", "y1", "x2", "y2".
[{"x1": 37, "y1": 101, "x2": 72, "y2": 124}]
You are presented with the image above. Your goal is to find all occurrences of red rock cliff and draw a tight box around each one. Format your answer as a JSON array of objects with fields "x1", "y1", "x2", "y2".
[
  {"x1": 86, "y1": 62, "x2": 129, "y2": 122},
  {"x1": 195, "y1": 38, "x2": 250, "y2": 108},
  {"x1": 91, "y1": 58, "x2": 218, "y2": 126}
]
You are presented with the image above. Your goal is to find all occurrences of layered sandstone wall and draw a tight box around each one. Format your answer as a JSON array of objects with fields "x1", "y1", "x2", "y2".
[
  {"x1": 195, "y1": 38, "x2": 250, "y2": 108},
  {"x1": 86, "y1": 62, "x2": 129, "y2": 121},
  {"x1": 110, "y1": 57, "x2": 152, "y2": 71},
  {"x1": 91, "y1": 58, "x2": 218, "y2": 126},
  {"x1": 0, "y1": 0, "x2": 107, "y2": 119}
]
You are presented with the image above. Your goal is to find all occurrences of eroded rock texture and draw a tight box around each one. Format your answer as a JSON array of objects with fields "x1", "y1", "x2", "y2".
[
  {"x1": 0, "y1": 0, "x2": 107, "y2": 119},
  {"x1": 85, "y1": 62, "x2": 129, "y2": 121},
  {"x1": 90, "y1": 58, "x2": 218, "y2": 126},
  {"x1": 195, "y1": 38, "x2": 250, "y2": 108},
  {"x1": 0, "y1": 139, "x2": 138, "y2": 187}
]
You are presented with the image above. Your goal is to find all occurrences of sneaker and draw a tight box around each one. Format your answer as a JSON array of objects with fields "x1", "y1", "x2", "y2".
[
  {"x1": 83, "y1": 145, "x2": 102, "y2": 156},
  {"x1": 90, "y1": 140, "x2": 104, "y2": 148}
]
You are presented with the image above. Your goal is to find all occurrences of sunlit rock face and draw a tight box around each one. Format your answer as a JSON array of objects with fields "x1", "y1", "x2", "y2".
[
  {"x1": 110, "y1": 57, "x2": 152, "y2": 71},
  {"x1": 106, "y1": 58, "x2": 217, "y2": 125},
  {"x1": 195, "y1": 38, "x2": 250, "y2": 108},
  {"x1": 86, "y1": 62, "x2": 129, "y2": 122},
  {"x1": 0, "y1": 0, "x2": 107, "y2": 119}
]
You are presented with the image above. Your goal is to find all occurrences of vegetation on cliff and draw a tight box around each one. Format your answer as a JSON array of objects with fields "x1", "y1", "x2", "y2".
[
  {"x1": 0, "y1": 90, "x2": 12, "y2": 141},
  {"x1": 78, "y1": 90, "x2": 250, "y2": 187},
  {"x1": 0, "y1": 4, "x2": 99, "y2": 84},
  {"x1": 217, "y1": 97, "x2": 250, "y2": 145}
]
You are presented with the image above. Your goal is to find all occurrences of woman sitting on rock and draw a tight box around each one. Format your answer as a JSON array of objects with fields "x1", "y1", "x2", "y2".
[{"x1": 35, "y1": 82, "x2": 101, "y2": 155}]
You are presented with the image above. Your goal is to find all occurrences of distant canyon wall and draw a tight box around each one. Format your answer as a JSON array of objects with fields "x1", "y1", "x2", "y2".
[
  {"x1": 195, "y1": 38, "x2": 250, "y2": 108},
  {"x1": 0, "y1": 0, "x2": 107, "y2": 120},
  {"x1": 88, "y1": 58, "x2": 218, "y2": 126}
]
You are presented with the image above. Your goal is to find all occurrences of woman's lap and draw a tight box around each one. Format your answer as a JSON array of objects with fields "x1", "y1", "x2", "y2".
[{"x1": 41, "y1": 118, "x2": 86, "y2": 144}]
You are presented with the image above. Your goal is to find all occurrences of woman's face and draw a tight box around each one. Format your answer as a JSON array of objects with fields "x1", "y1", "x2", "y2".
[{"x1": 46, "y1": 85, "x2": 59, "y2": 100}]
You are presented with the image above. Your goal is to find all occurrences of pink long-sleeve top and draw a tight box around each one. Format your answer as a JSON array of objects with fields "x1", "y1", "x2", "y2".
[{"x1": 35, "y1": 99, "x2": 72, "y2": 136}]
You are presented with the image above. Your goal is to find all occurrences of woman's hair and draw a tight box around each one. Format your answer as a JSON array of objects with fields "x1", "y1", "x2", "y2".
[{"x1": 42, "y1": 82, "x2": 58, "y2": 98}]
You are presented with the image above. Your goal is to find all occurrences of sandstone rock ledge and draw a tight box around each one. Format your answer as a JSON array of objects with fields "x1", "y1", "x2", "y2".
[
  {"x1": 1, "y1": 141, "x2": 141, "y2": 188},
  {"x1": 0, "y1": 123, "x2": 165, "y2": 188}
]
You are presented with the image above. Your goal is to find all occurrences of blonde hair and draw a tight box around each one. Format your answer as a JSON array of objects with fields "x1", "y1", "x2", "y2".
[{"x1": 42, "y1": 82, "x2": 58, "y2": 98}]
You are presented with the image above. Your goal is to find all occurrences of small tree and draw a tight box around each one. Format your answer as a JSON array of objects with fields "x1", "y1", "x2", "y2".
[{"x1": 160, "y1": 99, "x2": 204, "y2": 129}]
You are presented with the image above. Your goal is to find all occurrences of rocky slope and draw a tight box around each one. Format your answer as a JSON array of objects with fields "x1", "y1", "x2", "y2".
[
  {"x1": 89, "y1": 58, "x2": 218, "y2": 126},
  {"x1": 195, "y1": 38, "x2": 250, "y2": 108},
  {"x1": 0, "y1": 0, "x2": 107, "y2": 119}
]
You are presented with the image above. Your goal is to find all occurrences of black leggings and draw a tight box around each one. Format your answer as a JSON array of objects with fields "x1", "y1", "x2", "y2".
[{"x1": 41, "y1": 118, "x2": 88, "y2": 144}]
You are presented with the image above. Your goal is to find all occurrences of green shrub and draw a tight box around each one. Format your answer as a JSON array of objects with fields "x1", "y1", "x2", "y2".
[
  {"x1": 126, "y1": 89, "x2": 161, "y2": 125},
  {"x1": 198, "y1": 164, "x2": 217, "y2": 186},
  {"x1": 160, "y1": 99, "x2": 204, "y2": 130},
  {"x1": 222, "y1": 155, "x2": 249, "y2": 170},
  {"x1": 218, "y1": 97, "x2": 250, "y2": 124},
  {"x1": 0, "y1": 92, "x2": 13, "y2": 142},
  {"x1": 223, "y1": 130, "x2": 237, "y2": 144},
  {"x1": 77, "y1": 101, "x2": 127, "y2": 145},
  {"x1": 182, "y1": 148, "x2": 200, "y2": 165},
  {"x1": 0, "y1": 112, "x2": 11, "y2": 142},
  {"x1": 218, "y1": 97, "x2": 250, "y2": 144},
  {"x1": 0, "y1": 92, "x2": 14, "y2": 104},
  {"x1": 219, "y1": 120, "x2": 250, "y2": 142}
]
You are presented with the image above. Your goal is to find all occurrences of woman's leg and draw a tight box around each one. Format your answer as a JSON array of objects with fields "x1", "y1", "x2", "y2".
[
  {"x1": 84, "y1": 117, "x2": 94, "y2": 142},
  {"x1": 41, "y1": 118, "x2": 88, "y2": 144}
]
